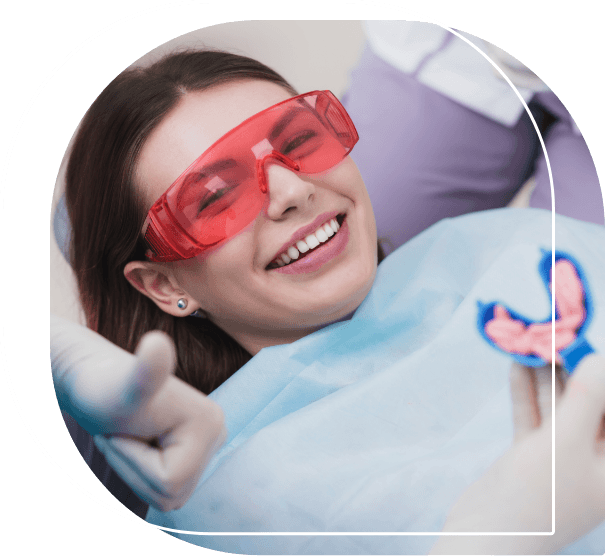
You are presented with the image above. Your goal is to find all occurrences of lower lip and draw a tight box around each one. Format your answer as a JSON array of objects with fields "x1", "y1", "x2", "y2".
[{"x1": 273, "y1": 218, "x2": 350, "y2": 275}]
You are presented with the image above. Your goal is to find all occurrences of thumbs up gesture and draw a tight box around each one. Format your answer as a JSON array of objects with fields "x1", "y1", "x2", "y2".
[{"x1": 51, "y1": 314, "x2": 226, "y2": 511}]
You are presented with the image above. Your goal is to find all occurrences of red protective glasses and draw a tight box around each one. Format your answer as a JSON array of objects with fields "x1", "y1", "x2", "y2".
[{"x1": 142, "y1": 90, "x2": 358, "y2": 262}]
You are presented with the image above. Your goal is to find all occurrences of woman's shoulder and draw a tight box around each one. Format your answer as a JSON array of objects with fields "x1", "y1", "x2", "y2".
[
  {"x1": 384, "y1": 207, "x2": 602, "y2": 267},
  {"x1": 364, "y1": 207, "x2": 603, "y2": 320}
]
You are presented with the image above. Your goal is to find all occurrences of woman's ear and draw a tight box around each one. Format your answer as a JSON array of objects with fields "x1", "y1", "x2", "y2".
[{"x1": 123, "y1": 261, "x2": 200, "y2": 317}]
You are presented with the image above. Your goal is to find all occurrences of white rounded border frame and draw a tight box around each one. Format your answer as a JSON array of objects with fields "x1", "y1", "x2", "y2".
[{"x1": 0, "y1": 0, "x2": 555, "y2": 536}]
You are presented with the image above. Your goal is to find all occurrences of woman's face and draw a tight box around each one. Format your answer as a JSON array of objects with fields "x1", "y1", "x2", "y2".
[{"x1": 135, "y1": 80, "x2": 377, "y2": 353}]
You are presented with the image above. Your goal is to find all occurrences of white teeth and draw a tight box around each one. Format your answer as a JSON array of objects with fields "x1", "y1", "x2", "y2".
[
  {"x1": 315, "y1": 227, "x2": 328, "y2": 243},
  {"x1": 296, "y1": 240, "x2": 310, "y2": 253},
  {"x1": 305, "y1": 233, "x2": 320, "y2": 249},
  {"x1": 272, "y1": 216, "x2": 343, "y2": 269}
]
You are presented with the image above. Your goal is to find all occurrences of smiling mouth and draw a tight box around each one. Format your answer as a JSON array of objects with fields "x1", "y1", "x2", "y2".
[{"x1": 266, "y1": 214, "x2": 345, "y2": 270}]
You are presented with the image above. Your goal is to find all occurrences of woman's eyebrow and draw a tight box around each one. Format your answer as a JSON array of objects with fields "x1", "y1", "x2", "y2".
[
  {"x1": 196, "y1": 158, "x2": 237, "y2": 177},
  {"x1": 175, "y1": 159, "x2": 237, "y2": 206},
  {"x1": 268, "y1": 106, "x2": 306, "y2": 141}
]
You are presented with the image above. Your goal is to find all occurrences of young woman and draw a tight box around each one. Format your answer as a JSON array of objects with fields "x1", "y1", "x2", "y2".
[{"x1": 54, "y1": 49, "x2": 605, "y2": 554}]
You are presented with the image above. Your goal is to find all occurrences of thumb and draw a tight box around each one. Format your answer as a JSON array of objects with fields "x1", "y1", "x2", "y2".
[
  {"x1": 557, "y1": 354, "x2": 605, "y2": 446},
  {"x1": 125, "y1": 331, "x2": 177, "y2": 408}
]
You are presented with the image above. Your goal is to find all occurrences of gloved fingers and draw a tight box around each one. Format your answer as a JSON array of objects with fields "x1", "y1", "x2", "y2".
[
  {"x1": 64, "y1": 330, "x2": 176, "y2": 435},
  {"x1": 153, "y1": 416, "x2": 227, "y2": 494},
  {"x1": 52, "y1": 315, "x2": 133, "y2": 415},
  {"x1": 557, "y1": 355, "x2": 605, "y2": 447},
  {"x1": 51, "y1": 314, "x2": 135, "y2": 378},
  {"x1": 510, "y1": 362, "x2": 540, "y2": 442},
  {"x1": 94, "y1": 412, "x2": 225, "y2": 512},
  {"x1": 534, "y1": 365, "x2": 554, "y2": 422},
  {"x1": 52, "y1": 315, "x2": 162, "y2": 434},
  {"x1": 93, "y1": 382, "x2": 227, "y2": 512},
  {"x1": 535, "y1": 364, "x2": 566, "y2": 421},
  {"x1": 598, "y1": 418, "x2": 605, "y2": 455},
  {"x1": 510, "y1": 362, "x2": 568, "y2": 442},
  {"x1": 145, "y1": 386, "x2": 227, "y2": 489},
  {"x1": 93, "y1": 435, "x2": 189, "y2": 512}
]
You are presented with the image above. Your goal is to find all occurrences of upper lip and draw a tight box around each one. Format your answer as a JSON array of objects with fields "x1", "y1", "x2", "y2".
[{"x1": 268, "y1": 210, "x2": 341, "y2": 264}]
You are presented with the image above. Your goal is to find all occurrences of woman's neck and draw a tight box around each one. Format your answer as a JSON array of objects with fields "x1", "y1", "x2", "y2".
[{"x1": 215, "y1": 309, "x2": 358, "y2": 356}]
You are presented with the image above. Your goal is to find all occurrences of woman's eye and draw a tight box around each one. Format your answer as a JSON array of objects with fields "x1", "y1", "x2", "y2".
[
  {"x1": 281, "y1": 130, "x2": 318, "y2": 156},
  {"x1": 197, "y1": 184, "x2": 238, "y2": 215}
]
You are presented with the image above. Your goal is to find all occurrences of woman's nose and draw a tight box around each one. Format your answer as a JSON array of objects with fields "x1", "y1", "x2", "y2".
[{"x1": 263, "y1": 161, "x2": 315, "y2": 221}]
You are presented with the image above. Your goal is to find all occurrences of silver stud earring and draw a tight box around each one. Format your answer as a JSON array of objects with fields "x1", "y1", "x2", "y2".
[{"x1": 177, "y1": 298, "x2": 188, "y2": 310}]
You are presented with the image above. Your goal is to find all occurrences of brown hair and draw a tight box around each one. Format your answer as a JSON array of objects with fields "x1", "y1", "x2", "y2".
[
  {"x1": 66, "y1": 49, "x2": 385, "y2": 394},
  {"x1": 66, "y1": 50, "x2": 299, "y2": 393}
]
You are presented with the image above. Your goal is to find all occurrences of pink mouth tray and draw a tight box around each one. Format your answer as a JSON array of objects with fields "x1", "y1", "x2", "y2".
[{"x1": 477, "y1": 250, "x2": 594, "y2": 373}]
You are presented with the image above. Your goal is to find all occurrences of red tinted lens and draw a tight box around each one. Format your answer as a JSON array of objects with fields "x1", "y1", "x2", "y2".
[{"x1": 144, "y1": 91, "x2": 357, "y2": 261}]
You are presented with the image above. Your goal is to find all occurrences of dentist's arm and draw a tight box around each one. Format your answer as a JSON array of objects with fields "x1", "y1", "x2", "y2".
[
  {"x1": 51, "y1": 314, "x2": 226, "y2": 512},
  {"x1": 431, "y1": 356, "x2": 605, "y2": 555}
]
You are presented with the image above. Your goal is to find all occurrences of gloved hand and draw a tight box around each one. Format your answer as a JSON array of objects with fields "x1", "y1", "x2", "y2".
[
  {"x1": 508, "y1": 361, "x2": 567, "y2": 441},
  {"x1": 430, "y1": 355, "x2": 605, "y2": 555},
  {"x1": 51, "y1": 314, "x2": 226, "y2": 512}
]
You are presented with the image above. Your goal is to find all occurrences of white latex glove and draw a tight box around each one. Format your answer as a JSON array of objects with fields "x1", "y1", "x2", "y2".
[
  {"x1": 430, "y1": 355, "x2": 605, "y2": 555},
  {"x1": 509, "y1": 361, "x2": 567, "y2": 441},
  {"x1": 51, "y1": 314, "x2": 226, "y2": 512}
]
